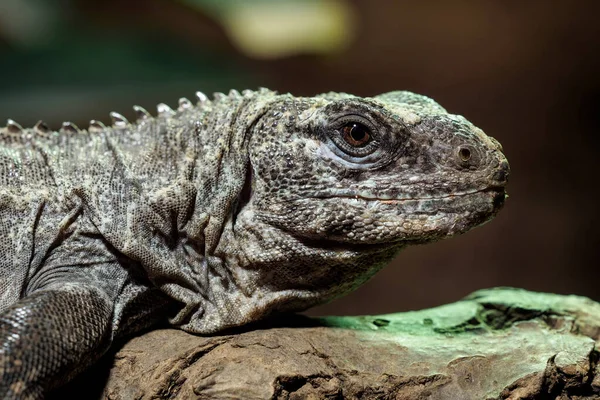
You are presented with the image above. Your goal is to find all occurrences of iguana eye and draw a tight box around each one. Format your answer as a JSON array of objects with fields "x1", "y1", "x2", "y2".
[
  {"x1": 324, "y1": 115, "x2": 381, "y2": 161},
  {"x1": 341, "y1": 123, "x2": 371, "y2": 147},
  {"x1": 318, "y1": 106, "x2": 394, "y2": 167}
]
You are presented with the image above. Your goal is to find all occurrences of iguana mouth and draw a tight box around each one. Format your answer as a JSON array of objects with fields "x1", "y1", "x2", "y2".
[{"x1": 315, "y1": 186, "x2": 506, "y2": 203}]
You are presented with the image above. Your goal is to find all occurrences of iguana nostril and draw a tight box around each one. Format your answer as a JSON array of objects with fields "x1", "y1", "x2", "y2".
[
  {"x1": 493, "y1": 160, "x2": 510, "y2": 183},
  {"x1": 458, "y1": 147, "x2": 471, "y2": 162}
]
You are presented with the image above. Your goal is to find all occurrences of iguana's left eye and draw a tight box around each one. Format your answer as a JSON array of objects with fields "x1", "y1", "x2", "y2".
[{"x1": 341, "y1": 123, "x2": 371, "y2": 147}]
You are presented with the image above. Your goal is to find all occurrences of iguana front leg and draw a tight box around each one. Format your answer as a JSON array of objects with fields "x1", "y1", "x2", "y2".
[{"x1": 0, "y1": 284, "x2": 114, "y2": 399}]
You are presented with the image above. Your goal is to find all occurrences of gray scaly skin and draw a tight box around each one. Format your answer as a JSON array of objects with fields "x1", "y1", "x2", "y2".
[{"x1": 0, "y1": 88, "x2": 509, "y2": 398}]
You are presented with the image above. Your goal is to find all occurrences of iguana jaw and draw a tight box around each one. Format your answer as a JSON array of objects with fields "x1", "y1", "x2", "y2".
[{"x1": 257, "y1": 186, "x2": 505, "y2": 245}]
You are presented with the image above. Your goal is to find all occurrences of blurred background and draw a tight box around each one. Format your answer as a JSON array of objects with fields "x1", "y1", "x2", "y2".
[{"x1": 0, "y1": 0, "x2": 598, "y2": 316}]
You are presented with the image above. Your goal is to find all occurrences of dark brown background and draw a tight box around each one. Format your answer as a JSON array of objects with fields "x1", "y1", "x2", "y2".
[{"x1": 0, "y1": 0, "x2": 598, "y2": 316}]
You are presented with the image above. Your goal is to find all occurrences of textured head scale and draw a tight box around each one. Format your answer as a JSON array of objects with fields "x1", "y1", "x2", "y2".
[
  {"x1": 245, "y1": 90, "x2": 508, "y2": 245},
  {"x1": 204, "y1": 90, "x2": 510, "y2": 332}
]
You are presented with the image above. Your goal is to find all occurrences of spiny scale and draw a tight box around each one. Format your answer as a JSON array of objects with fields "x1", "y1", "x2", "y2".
[
  {"x1": 2, "y1": 89, "x2": 252, "y2": 137},
  {"x1": 133, "y1": 105, "x2": 150, "y2": 121},
  {"x1": 6, "y1": 119, "x2": 23, "y2": 134},
  {"x1": 178, "y1": 98, "x2": 192, "y2": 111},
  {"x1": 157, "y1": 103, "x2": 175, "y2": 117},
  {"x1": 89, "y1": 120, "x2": 106, "y2": 133},
  {"x1": 110, "y1": 112, "x2": 128, "y2": 127},
  {"x1": 195, "y1": 91, "x2": 208, "y2": 103},
  {"x1": 34, "y1": 120, "x2": 50, "y2": 134},
  {"x1": 61, "y1": 122, "x2": 80, "y2": 134}
]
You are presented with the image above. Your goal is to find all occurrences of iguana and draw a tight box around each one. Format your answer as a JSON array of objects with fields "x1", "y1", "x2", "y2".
[{"x1": 0, "y1": 89, "x2": 509, "y2": 398}]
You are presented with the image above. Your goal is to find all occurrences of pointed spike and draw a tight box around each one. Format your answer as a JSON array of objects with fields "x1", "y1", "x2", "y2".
[
  {"x1": 34, "y1": 120, "x2": 50, "y2": 134},
  {"x1": 133, "y1": 105, "x2": 150, "y2": 120},
  {"x1": 89, "y1": 120, "x2": 106, "y2": 133},
  {"x1": 110, "y1": 112, "x2": 128, "y2": 127},
  {"x1": 157, "y1": 103, "x2": 175, "y2": 117},
  {"x1": 229, "y1": 89, "x2": 241, "y2": 99},
  {"x1": 178, "y1": 97, "x2": 192, "y2": 111},
  {"x1": 213, "y1": 92, "x2": 226, "y2": 102},
  {"x1": 61, "y1": 121, "x2": 79, "y2": 134},
  {"x1": 195, "y1": 91, "x2": 208, "y2": 103},
  {"x1": 6, "y1": 119, "x2": 23, "y2": 134}
]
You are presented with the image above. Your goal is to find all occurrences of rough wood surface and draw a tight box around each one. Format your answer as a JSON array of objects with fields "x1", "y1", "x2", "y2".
[{"x1": 55, "y1": 288, "x2": 600, "y2": 399}]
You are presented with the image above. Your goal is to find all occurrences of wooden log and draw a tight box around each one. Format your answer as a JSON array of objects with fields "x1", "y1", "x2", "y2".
[{"x1": 53, "y1": 288, "x2": 600, "y2": 399}]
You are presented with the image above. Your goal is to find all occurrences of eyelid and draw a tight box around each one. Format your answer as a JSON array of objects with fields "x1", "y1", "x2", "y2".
[
  {"x1": 334, "y1": 114, "x2": 377, "y2": 133},
  {"x1": 317, "y1": 140, "x2": 383, "y2": 168}
]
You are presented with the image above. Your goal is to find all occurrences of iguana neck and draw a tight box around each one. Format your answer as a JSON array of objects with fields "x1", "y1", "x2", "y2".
[{"x1": 77, "y1": 90, "x2": 284, "y2": 331}]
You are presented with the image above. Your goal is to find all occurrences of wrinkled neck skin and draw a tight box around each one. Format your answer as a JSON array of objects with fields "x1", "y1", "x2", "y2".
[
  {"x1": 134, "y1": 92, "x2": 301, "y2": 334},
  {"x1": 72, "y1": 91, "x2": 284, "y2": 333},
  {"x1": 217, "y1": 206, "x2": 404, "y2": 326}
]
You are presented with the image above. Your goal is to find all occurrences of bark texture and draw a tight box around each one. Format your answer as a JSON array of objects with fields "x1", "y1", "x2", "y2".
[{"x1": 55, "y1": 288, "x2": 600, "y2": 399}]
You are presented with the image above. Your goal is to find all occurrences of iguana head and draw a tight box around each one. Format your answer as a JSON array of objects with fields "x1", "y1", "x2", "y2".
[
  {"x1": 247, "y1": 91, "x2": 508, "y2": 245},
  {"x1": 198, "y1": 90, "x2": 509, "y2": 332}
]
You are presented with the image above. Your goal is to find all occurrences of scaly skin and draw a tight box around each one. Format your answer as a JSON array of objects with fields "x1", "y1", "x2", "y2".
[{"x1": 0, "y1": 89, "x2": 509, "y2": 398}]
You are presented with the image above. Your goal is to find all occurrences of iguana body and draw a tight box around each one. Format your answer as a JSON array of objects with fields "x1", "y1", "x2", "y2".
[{"x1": 0, "y1": 89, "x2": 509, "y2": 398}]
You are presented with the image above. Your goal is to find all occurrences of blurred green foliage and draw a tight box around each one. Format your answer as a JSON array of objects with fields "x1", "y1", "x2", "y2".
[{"x1": 0, "y1": 0, "x2": 352, "y2": 125}]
